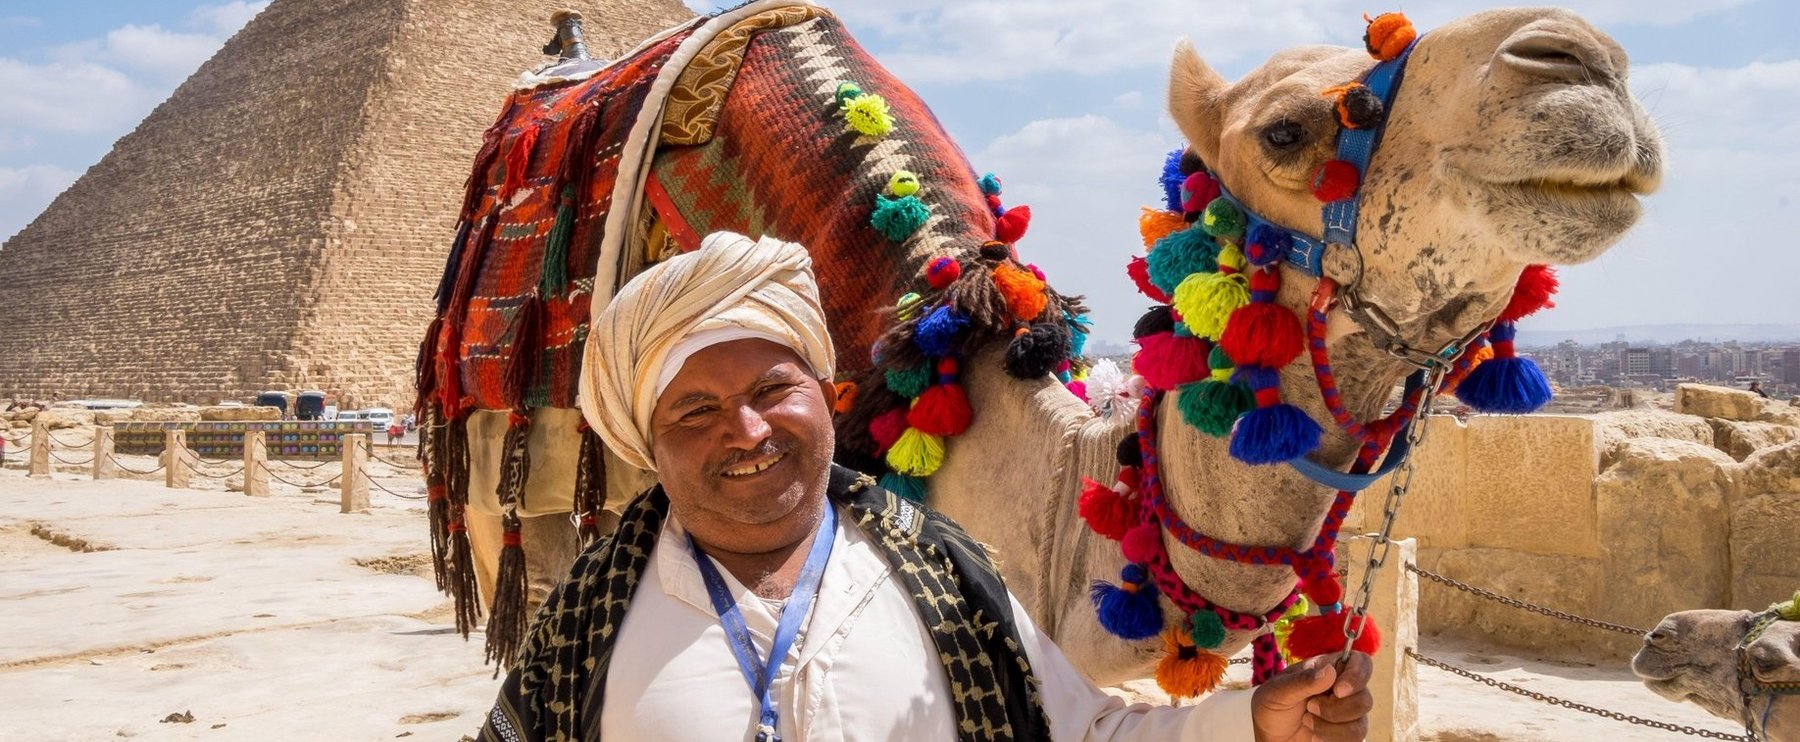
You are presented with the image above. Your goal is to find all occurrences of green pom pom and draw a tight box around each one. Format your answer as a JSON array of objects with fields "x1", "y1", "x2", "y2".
[
  {"x1": 1177, "y1": 379, "x2": 1254, "y2": 438},
  {"x1": 1189, "y1": 611, "x2": 1227, "y2": 650},
  {"x1": 885, "y1": 363, "x2": 933, "y2": 398},
  {"x1": 1775, "y1": 590, "x2": 1800, "y2": 621},
  {"x1": 843, "y1": 93, "x2": 895, "y2": 137},
  {"x1": 1145, "y1": 227, "x2": 1219, "y2": 296},
  {"x1": 871, "y1": 194, "x2": 930, "y2": 241},
  {"x1": 1202, "y1": 198, "x2": 1247, "y2": 240},
  {"x1": 834, "y1": 81, "x2": 863, "y2": 105},
  {"x1": 888, "y1": 170, "x2": 921, "y2": 197}
]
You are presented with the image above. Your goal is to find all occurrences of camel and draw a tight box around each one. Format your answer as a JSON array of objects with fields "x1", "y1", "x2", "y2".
[
  {"x1": 1633, "y1": 607, "x2": 1800, "y2": 741},
  {"x1": 418, "y1": 2, "x2": 1664, "y2": 687}
]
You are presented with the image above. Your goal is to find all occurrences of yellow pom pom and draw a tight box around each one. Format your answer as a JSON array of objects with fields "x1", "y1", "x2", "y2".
[
  {"x1": 896, "y1": 292, "x2": 923, "y2": 322},
  {"x1": 1272, "y1": 597, "x2": 1312, "y2": 664},
  {"x1": 1172, "y1": 272, "x2": 1249, "y2": 340},
  {"x1": 885, "y1": 427, "x2": 945, "y2": 476},
  {"x1": 843, "y1": 94, "x2": 894, "y2": 137},
  {"x1": 1774, "y1": 590, "x2": 1800, "y2": 621},
  {"x1": 1217, "y1": 242, "x2": 1248, "y2": 273},
  {"x1": 888, "y1": 169, "x2": 920, "y2": 197}
]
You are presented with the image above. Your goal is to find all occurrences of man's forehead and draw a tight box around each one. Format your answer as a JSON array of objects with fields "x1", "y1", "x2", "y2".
[{"x1": 657, "y1": 339, "x2": 810, "y2": 404}]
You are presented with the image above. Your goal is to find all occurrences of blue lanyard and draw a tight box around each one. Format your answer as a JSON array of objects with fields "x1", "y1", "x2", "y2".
[{"x1": 689, "y1": 504, "x2": 837, "y2": 742}]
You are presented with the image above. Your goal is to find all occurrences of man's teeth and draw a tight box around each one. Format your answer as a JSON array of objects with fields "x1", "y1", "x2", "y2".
[{"x1": 725, "y1": 453, "x2": 783, "y2": 477}]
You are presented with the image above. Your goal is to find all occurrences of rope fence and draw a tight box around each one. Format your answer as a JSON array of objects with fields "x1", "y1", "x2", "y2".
[
  {"x1": 260, "y1": 462, "x2": 341, "y2": 489},
  {"x1": 47, "y1": 449, "x2": 95, "y2": 467},
  {"x1": 105, "y1": 453, "x2": 166, "y2": 476},
  {"x1": 46, "y1": 431, "x2": 95, "y2": 448},
  {"x1": 360, "y1": 469, "x2": 427, "y2": 500},
  {"x1": 188, "y1": 463, "x2": 245, "y2": 480},
  {"x1": 270, "y1": 458, "x2": 335, "y2": 471},
  {"x1": 370, "y1": 452, "x2": 419, "y2": 469}
]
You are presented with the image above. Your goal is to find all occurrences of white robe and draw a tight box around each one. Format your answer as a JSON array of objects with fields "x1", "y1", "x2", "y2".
[{"x1": 600, "y1": 505, "x2": 1256, "y2": 740}]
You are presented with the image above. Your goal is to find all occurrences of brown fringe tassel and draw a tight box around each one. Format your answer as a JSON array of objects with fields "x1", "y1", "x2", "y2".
[
  {"x1": 442, "y1": 417, "x2": 479, "y2": 638},
  {"x1": 503, "y1": 298, "x2": 544, "y2": 410},
  {"x1": 497, "y1": 412, "x2": 533, "y2": 510},
  {"x1": 422, "y1": 404, "x2": 450, "y2": 592},
  {"x1": 573, "y1": 422, "x2": 607, "y2": 544},
  {"x1": 486, "y1": 510, "x2": 528, "y2": 672},
  {"x1": 413, "y1": 316, "x2": 443, "y2": 418}
]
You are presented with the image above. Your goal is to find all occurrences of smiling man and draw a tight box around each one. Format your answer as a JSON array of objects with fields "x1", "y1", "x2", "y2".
[{"x1": 478, "y1": 231, "x2": 1373, "y2": 741}]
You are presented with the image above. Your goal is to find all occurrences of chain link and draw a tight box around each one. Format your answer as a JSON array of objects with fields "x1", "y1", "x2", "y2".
[
  {"x1": 1407, "y1": 563, "x2": 1647, "y2": 636},
  {"x1": 1341, "y1": 365, "x2": 1447, "y2": 661},
  {"x1": 1409, "y1": 649, "x2": 1755, "y2": 740}
]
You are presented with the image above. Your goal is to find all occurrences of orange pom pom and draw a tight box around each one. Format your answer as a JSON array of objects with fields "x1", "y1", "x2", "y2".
[
  {"x1": 993, "y1": 262, "x2": 1049, "y2": 322},
  {"x1": 1155, "y1": 628, "x2": 1229, "y2": 700},
  {"x1": 1140, "y1": 208, "x2": 1187, "y2": 250},
  {"x1": 833, "y1": 381, "x2": 858, "y2": 415},
  {"x1": 1364, "y1": 12, "x2": 1417, "y2": 61}
]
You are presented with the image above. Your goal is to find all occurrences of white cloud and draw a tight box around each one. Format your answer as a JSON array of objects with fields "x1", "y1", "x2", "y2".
[
  {"x1": 102, "y1": 24, "x2": 226, "y2": 83},
  {"x1": 0, "y1": 58, "x2": 153, "y2": 134},
  {"x1": 190, "y1": 1, "x2": 268, "y2": 35},
  {"x1": 0, "y1": 165, "x2": 80, "y2": 242}
]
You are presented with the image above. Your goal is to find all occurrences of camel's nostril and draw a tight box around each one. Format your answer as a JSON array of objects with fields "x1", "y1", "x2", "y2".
[
  {"x1": 1646, "y1": 629, "x2": 1675, "y2": 647},
  {"x1": 1501, "y1": 34, "x2": 1608, "y2": 83}
]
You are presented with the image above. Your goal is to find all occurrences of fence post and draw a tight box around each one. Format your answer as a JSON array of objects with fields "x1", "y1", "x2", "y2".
[
  {"x1": 341, "y1": 433, "x2": 370, "y2": 513},
  {"x1": 165, "y1": 430, "x2": 192, "y2": 489},
  {"x1": 242, "y1": 430, "x2": 269, "y2": 497},
  {"x1": 1362, "y1": 537, "x2": 1420, "y2": 742},
  {"x1": 93, "y1": 427, "x2": 118, "y2": 480},
  {"x1": 28, "y1": 421, "x2": 50, "y2": 477}
]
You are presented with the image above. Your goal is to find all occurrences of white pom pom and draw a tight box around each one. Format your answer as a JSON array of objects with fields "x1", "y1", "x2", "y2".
[{"x1": 1084, "y1": 359, "x2": 1139, "y2": 421}]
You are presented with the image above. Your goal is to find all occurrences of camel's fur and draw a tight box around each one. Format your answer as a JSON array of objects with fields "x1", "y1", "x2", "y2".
[
  {"x1": 928, "y1": 7, "x2": 1663, "y2": 684},
  {"x1": 1632, "y1": 610, "x2": 1800, "y2": 740}
]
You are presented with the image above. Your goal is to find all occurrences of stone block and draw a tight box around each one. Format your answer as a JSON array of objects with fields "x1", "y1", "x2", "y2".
[
  {"x1": 1417, "y1": 547, "x2": 1628, "y2": 657},
  {"x1": 1707, "y1": 418, "x2": 1799, "y2": 461},
  {"x1": 1592, "y1": 408, "x2": 1714, "y2": 469},
  {"x1": 1730, "y1": 491, "x2": 1800, "y2": 610},
  {"x1": 1462, "y1": 415, "x2": 1599, "y2": 559},
  {"x1": 1348, "y1": 415, "x2": 1470, "y2": 550},
  {"x1": 200, "y1": 406, "x2": 281, "y2": 422},
  {"x1": 1737, "y1": 440, "x2": 1800, "y2": 496},
  {"x1": 1675, "y1": 383, "x2": 1763, "y2": 421},
  {"x1": 1595, "y1": 438, "x2": 1734, "y2": 635}
]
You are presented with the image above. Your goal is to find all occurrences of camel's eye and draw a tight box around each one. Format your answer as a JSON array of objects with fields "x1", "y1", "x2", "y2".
[{"x1": 1261, "y1": 119, "x2": 1309, "y2": 150}]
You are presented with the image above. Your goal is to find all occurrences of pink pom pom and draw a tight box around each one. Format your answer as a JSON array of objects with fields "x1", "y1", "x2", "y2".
[
  {"x1": 1181, "y1": 172, "x2": 1221, "y2": 214},
  {"x1": 869, "y1": 408, "x2": 908, "y2": 454},
  {"x1": 1121, "y1": 522, "x2": 1163, "y2": 564},
  {"x1": 1133, "y1": 332, "x2": 1211, "y2": 390}
]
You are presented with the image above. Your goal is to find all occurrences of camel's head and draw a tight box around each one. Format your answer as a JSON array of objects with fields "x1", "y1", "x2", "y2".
[
  {"x1": 1169, "y1": 7, "x2": 1662, "y2": 341},
  {"x1": 1630, "y1": 608, "x2": 1800, "y2": 726}
]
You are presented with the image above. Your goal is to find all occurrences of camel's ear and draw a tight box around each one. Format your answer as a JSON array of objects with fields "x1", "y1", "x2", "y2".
[{"x1": 1168, "y1": 39, "x2": 1227, "y2": 161}]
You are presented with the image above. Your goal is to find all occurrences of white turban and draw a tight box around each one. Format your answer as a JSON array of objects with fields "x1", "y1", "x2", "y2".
[{"x1": 580, "y1": 232, "x2": 835, "y2": 472}]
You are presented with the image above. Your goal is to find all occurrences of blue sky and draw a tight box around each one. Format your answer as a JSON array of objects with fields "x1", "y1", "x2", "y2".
[{"x1": 3, "y1": 1, "x2": 1797, "y2": 344}]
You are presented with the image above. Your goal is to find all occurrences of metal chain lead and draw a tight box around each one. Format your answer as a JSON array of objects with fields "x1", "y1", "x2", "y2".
[
  {"x1": 1407, "y1": 563, "x2": 1647, "y2": 636},
  {"x1": 1409, "y1": 649, "x2": 1755, "y2": 741},
  {"x1": 1339, "y1": 363, "x2": 1448, "y2": 663}
]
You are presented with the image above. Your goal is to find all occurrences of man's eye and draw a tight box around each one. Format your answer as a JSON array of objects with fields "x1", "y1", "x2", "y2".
[
  {"x1": 756, "y1": 383, "x2": 796, "y2": 397},
  {"x1": 680, "y1": 406, "x2": 715, "y2": 422}
]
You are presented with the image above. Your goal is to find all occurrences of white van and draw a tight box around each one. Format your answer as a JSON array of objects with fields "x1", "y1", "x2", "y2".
[{"x1": 364, "y1": 407, "x2": 396, "y2": 431}]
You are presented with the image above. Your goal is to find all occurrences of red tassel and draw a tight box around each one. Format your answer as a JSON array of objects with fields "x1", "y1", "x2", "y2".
[
  {"x1": 1302, "y1": 574, "x2": 1344, "y2": 607},
  {"x1": 1133, "y1": 332, "x2": 1212, "y2": 391},
  {"x1": 1121, "y1": 522, "x2": 1162, "y2": 564},
  {"x1": 1284, "y1": 612, "x2": 1382, "y2": 660},
  {"x1": 1128, "y1": 256, "x2": 1171, "y2": 303},
  {"x1": 1499, "y1": 264, "x2": 1558, "y2": 322},
  {"x1": 1309, "y1": 159, "x2": 1360, "y2": 202},
  {"x1": 501, "y1": 122, "x2": 541, "y2": 202},
  {"x1": 908, "y1": 383, "x2": 973, "y2": 436},
  {"x1": 1079, "y1": 478, "x2": 1139, "y2": 541},
  {"x1": 1221, "y1": 303, "x2": 1305, "y2": 368},
  {"x1": 995, "y1": 204, "x2": 1031, "y2": 244},
  {"x1": 869, "y1": 407, "x2": 909, "y2": 454}
]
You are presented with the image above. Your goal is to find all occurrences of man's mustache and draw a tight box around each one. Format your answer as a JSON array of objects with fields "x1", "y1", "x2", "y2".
[{"x1": 714, "y1": 439, "x2": 791, "y2": 475}]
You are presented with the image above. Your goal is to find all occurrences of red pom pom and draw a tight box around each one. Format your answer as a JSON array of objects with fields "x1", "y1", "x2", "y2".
[
  {"x1": 1129, "y1": 256, "x2": 1172, "y2": 303},
  {"x1": 1302, "y1": 575, "x2": 1343, "y2": 607},
  {"x1": 1133, "y1": 331, "x2": 1211, "y2": 390},
  {"x1": 869, "y1": 407, "x2": 908, "y2": 453},
  {"x1": 1117, "y1": 465, "x2": 1141, "y2": 491},
  {"x1": 1121, "y1": 522, "x2": 1163, "y2": 563},
  {"x1": 1181, "y1": 172, "x2": 1221, "y2": 214},
  {"x1": 926, "y1": 256, "x2": 962, "y2": 290},
  {"x1": 986, "y1": 193, "x2": 1004, "y2": 212},
  {"x1": 1499, "y1": 264, "x2": 1559, "y2": 322},
  {"x1": 1284, "y1": 612, "x2": 1382, "y2": 660},
  {"x1": 1079, "y1": 478, "x2": 1139, "y2": 541},
  {"x1": 1220, "y1": 303, "x2": 1305, "y2": 368},
  {"x1": 908, "y1": 383, "x2": 973, "y2": 436},
  {"x1": 1309, "y1": 160, "x2": 1360, "y2": 202},
  {"x1": 996, "y1": 204, "x2": 1032, "y2": 244},
  {"x1": 936, "y1": 357, "x2": 959, "y2": 375}
]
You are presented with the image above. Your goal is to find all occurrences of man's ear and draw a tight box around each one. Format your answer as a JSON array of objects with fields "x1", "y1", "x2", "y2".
[{"x1": 818, "y1": 377, "x2": 840, "y2": 413}]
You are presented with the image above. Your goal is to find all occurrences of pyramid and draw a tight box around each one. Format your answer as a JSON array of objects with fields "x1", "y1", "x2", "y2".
[{"x1": 0, "y1": 0, "x2": 692, "y2": 407}]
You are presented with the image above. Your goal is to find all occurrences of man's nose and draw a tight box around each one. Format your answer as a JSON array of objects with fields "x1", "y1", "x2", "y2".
[{"x1": 722, "y1": 402, "x2": 772, "y2": 447}]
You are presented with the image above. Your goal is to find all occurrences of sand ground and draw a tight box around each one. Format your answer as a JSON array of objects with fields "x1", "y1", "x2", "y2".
[{"x1": 0, "y1": 453, "x2": 1747, "y2": 741}]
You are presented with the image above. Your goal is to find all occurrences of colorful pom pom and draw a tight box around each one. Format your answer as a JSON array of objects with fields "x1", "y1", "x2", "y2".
[
  {"x1": 834, "y1": 80, "x2": 863, "y2": 105},
  {"x1": 1160, "y1": 148, "x2": 1186, "y2": 212},
  {"x1": 925, "y1": 256, "x2": 961, "y2": 290},
  {"x1": 1005, "y1": 322, "x2": 1071, "y2": 379},
  {"x1": 1079, "y1": 478, "x2": 1139, "y2": 541},
  {"x1": 1146, "y1": 227, "x2": 1219, "y2": 296},
  {"x1": 832, "y1": 381, "x2": 858, "y2": 415},
  {"x1": 1283, "y1": 611, "x2": 1382, "y2": 660},
  {"x1": 879, "y1": 472, "x2": 928, "y2": 503},
  {"x1": 913, "y1": 306, "x2": 968, "y2": 357},
  {"x1": 993, "y1": 262, "x2": 1049, "y2": 322},
  {"x1": 1156, "y1": 628, "x2": 1229, "y2": 699},
  {"x1": 1220, "y1": 301, "x2": 1305, "y2": 369},
  {"x1": 1499, "y1": 264, "x2": 1558, "y2": 322},
  {"x1": 1310, "y1": 159, "x2": 1361, "y2": 202},
  {"x1": 1244, "y1": 224, "x2": 1293, "y2": 267},
  {"x1": 871, "y1": 194, "x2": 930, "y2": 241},
  {"x1": 1140, "y1": 208, "x2": 1187, "y2": 250},
  {"x1": 885, "y1": 363, "x2": 931, "y2": 398},
  {"x1": 1229, "y1": 400, "x2": 1323, "y2": 465},
  {"x1": 978, "y1": 240, "x2": 1012, "y2": 261},
  {"x1": 1323, "y1": 82, "x2": 1384, "y2": 130},
  {"x1": 1091, "y1": 565, "x2": 1164, "y2": 640},
  {"x1": 1201, "y1": 198, "x2": 1247, "y2": 240},
  {"x1": 1181, "y1": 172, "x2": 1221, "y2": 215},
  {"x1": 895, "y1": 292, "x2": 924, "y2": 322},
  {"x1": 1134, "y1": 305, "x2": 1176, "y2": 339},
  {"x1": 1217, "y1": 242, "x2": 1248, "y2": 274},
  {"x1": 1128, "y1": 256, "x2": 1171, "y2": 303},
  {"x1": 995, "y1": 204, "x2": 1031, "y2": 244},
  {"x1": 1364, "y1": 12, "x2": 1417, "y2": 61},
  {"x1": 869, "y1": 407, "x2": 909, "y2": 454},
  {"x1": 977, "y1": 172, "x2": 1003, "y2": 195},
  {"x1": 1173, "y1": 272, "x2": 1250, "y2": 340},
  {"x1": 1121, "y1": 522, "x2": 1162, "y2": 564},
  {"x1": 1454, "y1": 323, "x2": 1552, "y2": 413},
  {"x1": 908, "y1": 383, "x2": 973, "y2": 436},
  {"x1": 1177, "y1": 379, "x2": 1253, "y2": 438},
  {"x1": 1189, "y1": 610, "x2": 1227, "y2": 650},
  {"x1": 1133, "y1": 331, "x2": 1211, "y2": 390},
  {"x1": 885, "y1": 427, "x2": 946, "y2": 476},
  {"x1": 1302, "y1": 575, "x2": 1344, "y2": 608},
  {"x1": 842, "y1": 93, "x2": 894, "y2": 136},
  {"x1": 1116, "y1": 432, "x2": 1143, "y2": 467},
  {"x1": 887, "y1": 169, "x2": 920, "y2": 197}
]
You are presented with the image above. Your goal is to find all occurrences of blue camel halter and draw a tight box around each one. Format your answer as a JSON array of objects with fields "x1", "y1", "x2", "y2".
[{"x1": 1213, "y1": 37, "x2": 1475, "y2": 493}]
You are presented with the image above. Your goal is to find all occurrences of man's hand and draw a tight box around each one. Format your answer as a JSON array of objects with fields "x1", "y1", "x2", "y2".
[{"x1": 1250, "y1": 652, "x2": 1375, "y2": 742}]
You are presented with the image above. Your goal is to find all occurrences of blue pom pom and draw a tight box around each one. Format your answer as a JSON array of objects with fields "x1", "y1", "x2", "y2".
[
  {"x1": 1229, "y1": 402, "x2": 1323, "y2": 465},
  {"x1": 914, "y1": 306, "x2": 968, "y2": 357},
  {"x1": 1146, "y1": 227, "x2": 1219, "y2": 296},
  {"x1": 1455, "y1": 357, "x2": 1552, "y2": 413},
  {"x1": 1160, "y1": 147, "x2": 1186, "y2": 212},
  {"x1": 880, "y1": 472, "x2": 929, "y2": 503},
  {"x1": 1091, "y1": 569, "x2": 1164, "y2": 640},
  {"x1": 1067, "y1": 315, "x2": 1091, "y2": 357},
  {"x1": 978, "y1": 173, "x2": 1003, "y2": 195},
  {"x1": 1245, "y1": 224, "x2": 1294, "y2": 267},
  {"x1": 1231, "y1": 365, "x2": 1281, "y2": 391}
]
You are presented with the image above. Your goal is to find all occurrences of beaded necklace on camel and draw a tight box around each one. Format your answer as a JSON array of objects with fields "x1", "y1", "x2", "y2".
[{"x1": 1081, "y1": 12, "x2": 1565, "y2": 697}]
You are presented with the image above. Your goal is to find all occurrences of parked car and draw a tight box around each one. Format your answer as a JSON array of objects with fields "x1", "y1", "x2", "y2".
[
  {"x1": 295, "y1": 391, "x2": 327, "y2": 421},
  {"x1": 363, "y1": 407, "x2": 395, "y2": 432}
]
